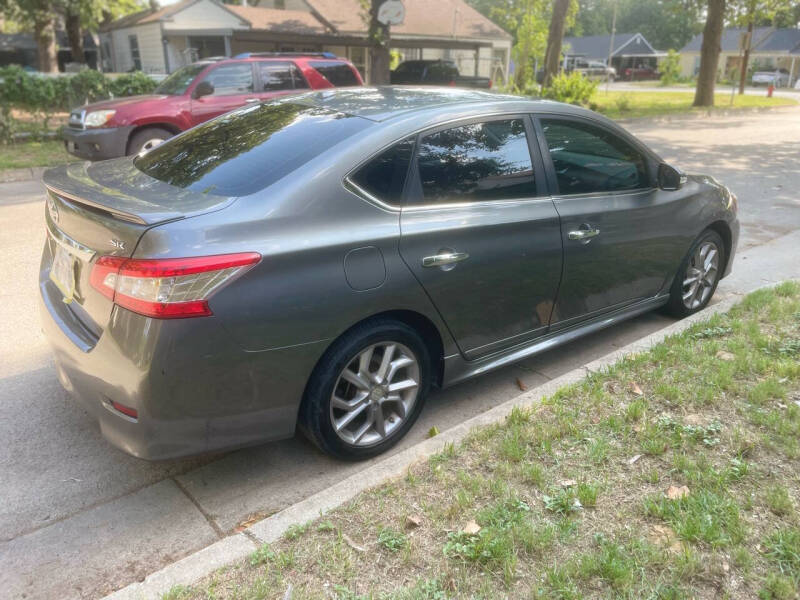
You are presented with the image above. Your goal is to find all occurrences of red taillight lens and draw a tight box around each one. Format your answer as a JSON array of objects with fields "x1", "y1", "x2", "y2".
[
  {"x1": 90, "y1": 253, "x2": 261, "y2": 319},
  {"x1": 112, "y1": 401, "x2": 138, "y2": 419}
]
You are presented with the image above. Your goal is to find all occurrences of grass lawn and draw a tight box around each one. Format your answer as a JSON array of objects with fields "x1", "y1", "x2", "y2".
[
  {"x1": 169, "y1": 282, "x2": 800, "y2": 600},
  {"x1": 0, "y1": 140, "x2": 74, "y2": 171},
  {"x1": 593, "y1": 90, "x2": 798, "y2": 119}
]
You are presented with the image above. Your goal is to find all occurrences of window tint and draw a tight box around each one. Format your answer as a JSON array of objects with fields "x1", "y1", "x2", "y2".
[
  {"x1": 135, "y1": 103, "x2": 371, "y2": 197},
  {"x1": 541, "y1": 119, "x2": 649, "y2": 195},
  {"x1": 425, "y1": 62, "x2": 456, "y2": 81},
  {"x1": 350, "y1": 138, "x2": 414, "y2": 205},
  {"x1": 414, "y1": 119, "x2": 535, "y2": 204},
  {"x1": 155, "y1": 63, "x2": 208, "y2": 95},
  {"x1": 309, "y1": 61, "x2": 360, "y2": 86},
  {"x1": 259, "y1": 62, "x2": 309, "y2": 91},
  {"x1": 202, "y1": 64, "x2": 254, "y2": 95}
]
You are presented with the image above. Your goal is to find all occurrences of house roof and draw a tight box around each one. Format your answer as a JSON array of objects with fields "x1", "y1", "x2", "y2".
[
  {"x1": 679, "y1": 27, "x2": 800, "y2": 53},
  {"x1": 305, "y1": 0, "x2": 510, "y2": 40},
  {"x1": 227, "y1": 5, "x2": 328, "y2": 34},
  {"x1": 103, "y1": 0, "x2": 250, "y2": 30},
  {"x1": 562, "y1": 33, "x2": 658, "y2": 59}
]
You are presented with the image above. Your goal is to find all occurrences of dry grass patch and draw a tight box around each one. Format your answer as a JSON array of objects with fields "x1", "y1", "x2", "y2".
[{"x1": 173, "y1": 282, "x2": 800, "y2": 600}]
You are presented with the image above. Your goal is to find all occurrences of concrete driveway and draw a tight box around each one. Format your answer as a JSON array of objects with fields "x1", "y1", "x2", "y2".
[{"x1": 2, "y1": 108, "x2": 800, "y2": 599}]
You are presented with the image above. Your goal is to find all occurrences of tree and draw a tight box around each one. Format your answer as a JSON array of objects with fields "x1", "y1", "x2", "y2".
[
  {"x1": 542, "y1": 0, "x2": 571, "y2": 86},
  {"x1": 0, "y1": 0, "x2": 58, "y2": 72},
  {"x1": 693, "y1": 0, "x2": 725, "y2": 106},
  {"x1": 364, "y1": 0, "x2": 391, "y2": 85}
]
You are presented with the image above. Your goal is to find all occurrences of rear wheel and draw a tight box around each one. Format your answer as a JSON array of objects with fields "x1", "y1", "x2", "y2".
[
  {"x1": 128, "y1": 127, "x2": 172, "y2": 156},
  {"x1": 299, "y1": 318, "x2": 431, "y2": 460},
  {"x1": 665, "y1": 229, "x2": 725, "y2": 317}
]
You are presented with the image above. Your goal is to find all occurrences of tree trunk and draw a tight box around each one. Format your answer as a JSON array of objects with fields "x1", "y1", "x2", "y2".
[
  {"x1": 65, "y1": 10, "x2": 86, "y2": 65},
  {"x1": 693, "y1": 0, "x2": 725, "y2": 107},
  {"x1": 737, "y1": 3, "x2": 755, "y2": 95},
  {"x1": 367, "y1": 0, "x2": 391, "y2": 85},
  {"x1": 542, "y1": 0, "x2": 570, "y2": 87},
  {"x1": 34, "y1": 15, "x2": 58, "y2": 73}
]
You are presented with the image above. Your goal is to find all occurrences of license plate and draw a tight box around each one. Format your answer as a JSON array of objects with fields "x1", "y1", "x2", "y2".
[{"x1": 50, "y1": 245, "x2": 76, "y2": 303}]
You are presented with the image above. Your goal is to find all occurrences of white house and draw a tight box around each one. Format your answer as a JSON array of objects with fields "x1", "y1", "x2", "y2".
[{"x1": 98, "y1": 0, "x2": 512, "y2": 83}]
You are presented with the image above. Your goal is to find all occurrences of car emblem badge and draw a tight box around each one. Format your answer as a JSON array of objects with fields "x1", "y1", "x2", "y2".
[
  {"x1": 47, "y1": 197, "x2": 59, "y2": 224},
  {"x1": 110, "y1": 239, "x2": 126, "y2": 250}
]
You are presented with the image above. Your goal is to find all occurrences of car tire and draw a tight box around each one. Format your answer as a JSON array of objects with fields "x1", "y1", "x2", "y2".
[
  {"x1": 665, "y1": 229, "x2": 725, "y2": 318},
  {"x1": 298, "y1": 318, "x2": 432, "y2": 460},
  {"x1": 127, "y1": 127, "x2": 172, "y2": 156}
]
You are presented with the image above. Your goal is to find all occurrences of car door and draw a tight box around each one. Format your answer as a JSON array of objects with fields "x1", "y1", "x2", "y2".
[
  {"x1": 189, "y1": 62, "x2": 258, "y2": 126},
  {"x1": 397, "y1": 116, "x2": 563, "y2": 359},
  {"x1": 535, "y1": 115, "x2": 690, "y2": 329},
  {"x1": 255, "y1": 61, "x2": 310, "y2": 101}
]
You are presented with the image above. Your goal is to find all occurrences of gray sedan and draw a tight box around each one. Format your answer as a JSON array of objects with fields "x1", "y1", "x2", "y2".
[{"x1": 39, "y1": 87, "x2": 739, "y2": 460}]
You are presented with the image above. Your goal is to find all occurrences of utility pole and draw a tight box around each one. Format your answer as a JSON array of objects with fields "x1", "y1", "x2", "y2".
[{"x1": 606, "y1": 0, "x2": 617, "y2": 92}]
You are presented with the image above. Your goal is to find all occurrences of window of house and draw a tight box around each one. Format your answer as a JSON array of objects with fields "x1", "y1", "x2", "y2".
[
  {"x1": 259, "y1": 62, "x2": 309, "y2": 91},
  {"x1": 347, "y1": 47, "x2": 367, "y2": 81},
  {"x1": 350, "y1": 138, "x2": 414, "y2": 205},
  {"x1": 540, "y1": 118, "x2": 649, "y2": 195},
  {"x1": 128, "y1": 35, "x2": 141, "y2": 71},
  {"x1": 413, "y1": 118, "x2": 536, "y2": 204},
  {"x1": 202, "y1": 63, "x2": 254, "y2": 95}
]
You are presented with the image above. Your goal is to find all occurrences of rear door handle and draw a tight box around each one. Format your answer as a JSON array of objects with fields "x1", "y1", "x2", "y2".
[
  {"x1": 568, "y1": 228, "x2": 600, "y2": 241},
  {"x1": 422, "y1": 252, "x2": 469, "y2": 268}
]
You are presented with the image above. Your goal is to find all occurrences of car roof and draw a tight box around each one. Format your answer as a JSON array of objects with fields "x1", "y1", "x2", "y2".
[
  {"x1": 190, "y1": 54, "x2": 350, "y2": 68},
  {"x1": 292, "y1": 86, "x2": 594, "y2": 123}
]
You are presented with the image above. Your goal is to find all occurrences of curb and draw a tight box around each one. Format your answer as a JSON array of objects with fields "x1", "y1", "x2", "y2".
[
  {"x1": 103, "y1": 286, "x2": 767, "y2": 600},
  {"x1": 615, "y1": 103, "x2": 799, "y2": 126},
  {"x1": 0, "y1": 166, "x2": 47, "y2": 184}
]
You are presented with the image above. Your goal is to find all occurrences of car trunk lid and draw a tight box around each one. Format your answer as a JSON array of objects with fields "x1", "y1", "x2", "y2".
[{"x1": 42, "y1": 159, "x2": 235, "y2": 336}]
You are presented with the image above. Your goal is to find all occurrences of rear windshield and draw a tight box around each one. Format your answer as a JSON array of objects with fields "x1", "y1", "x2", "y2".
[{"x1": 134, "y1": 102, "x2": 371, "y2": 196}]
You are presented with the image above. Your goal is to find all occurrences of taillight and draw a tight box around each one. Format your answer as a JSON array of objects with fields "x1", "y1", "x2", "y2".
[
  {"x1": 488, "y1": 79, "x2": 493, "y2": 89},
  {"x1": 90, "y1": 253, "x2": 261, "y2": 319}
]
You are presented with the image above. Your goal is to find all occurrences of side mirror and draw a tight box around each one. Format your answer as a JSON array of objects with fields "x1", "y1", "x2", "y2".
[
  {"x1": 658, "y1": 163, "x2": 687, "y2": 191},
  {"x1": 192, "y1": 81, "x2": 214, "y2": 99}
]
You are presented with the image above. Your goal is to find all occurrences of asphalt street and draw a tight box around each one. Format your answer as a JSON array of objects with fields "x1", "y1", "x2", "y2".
[{"x1": 1, "y1": 107, "x2": 800, "y2": 599}]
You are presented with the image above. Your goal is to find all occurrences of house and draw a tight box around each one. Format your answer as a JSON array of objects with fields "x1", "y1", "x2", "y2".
[
  {"x1": 98, "y1": 0, "x2": 512, "y2": 83},
  {"x1": 679, "y1": 27, "x2": 800, "y2": 84},
  {"x1": 561, "y1": 33, "x2": 662, "y2": 72},
  {"x1": 0, "y1": 31, "x2": 99, "y2": 71}
]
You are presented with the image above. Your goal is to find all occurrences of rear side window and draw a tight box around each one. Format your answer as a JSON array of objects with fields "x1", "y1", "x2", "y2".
[
  {"x1": 350, "y1": 138, "x2": 414, "y2": 205},
  {"x1": 540, "y1": 119, "x2": 649, "y2": 195},
  {"x1": 202, "y1": 63, "x2": 254, "y2": 95},
  {"x1": 309, "y1": 61, "x2": 360, "y2": 86},
  {"x1": 135, "y1": 103, "x2": 371, "y2": 196},
  {"x1": 413, "y1": 118, "x2": 536, "y2": 204},
  {"x1": 259, "y1": 61, "x2": 309, "y2": 91}
]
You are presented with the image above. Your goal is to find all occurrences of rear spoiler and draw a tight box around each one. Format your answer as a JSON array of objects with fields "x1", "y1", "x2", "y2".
[{"x1": 46, "y1": 185, "x2": 147, "y2": 225}]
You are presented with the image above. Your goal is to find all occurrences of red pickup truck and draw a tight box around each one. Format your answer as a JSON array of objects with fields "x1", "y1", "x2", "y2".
[{"x1": 63, "y1": 53, "x2": 363, "y2": 160}]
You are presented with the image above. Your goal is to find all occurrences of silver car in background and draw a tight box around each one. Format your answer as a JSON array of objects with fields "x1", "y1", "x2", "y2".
[{"x1": 39, "y1": 87, "x2": 739, "y2": 461}]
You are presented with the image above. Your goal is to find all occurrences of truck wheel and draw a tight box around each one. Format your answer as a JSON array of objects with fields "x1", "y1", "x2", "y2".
[{"x1": 128, "y1": 127, "x2": 172, "y2": 156}]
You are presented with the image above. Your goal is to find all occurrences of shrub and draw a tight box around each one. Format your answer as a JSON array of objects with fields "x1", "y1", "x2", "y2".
[
  {"x1": 659, "y1": 49, "x2": 681, "y2": 86},
  {"x1": 110, "y1": 71, "x2": 158, "y2": 97},
  {"x1": 542, "y1": 71, "x2": 597, "y2": 107}
]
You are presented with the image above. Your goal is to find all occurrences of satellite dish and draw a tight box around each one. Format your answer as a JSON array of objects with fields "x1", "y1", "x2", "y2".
[{"x1": 377, "y1": 0, "x2": 405, "y2": 26}]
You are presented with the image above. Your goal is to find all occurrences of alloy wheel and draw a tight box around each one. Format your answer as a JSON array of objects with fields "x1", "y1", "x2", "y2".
[
  {"x1": 330, "y1": 342, "x2": 420, "y2": 447},
  {"x1": 682, "y1": 240, "x2": 719, "y2": 310},
  {"x1": 139, "y1": 138, "x2": 164, "y2": 155}
]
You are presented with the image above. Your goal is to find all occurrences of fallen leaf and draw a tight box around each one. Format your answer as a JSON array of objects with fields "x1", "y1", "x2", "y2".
[
  {"x1": 559, "y1": 479, "x2": 577, "y2": 488},
  {"x1": 627, "y1": 454, "x2": 642, "y2": 465},
  {"x1": 234, "y1": 510, "x2": 271, "y2": 532},
  {"x1": 462, "y1": 520, "x2": 481, "y2": 535},
  {"x1": 630, "y1": 382, "x2": 643, "y2": 396},
  {"x1": 666, "y1": 485, "x2": 690, "y2": 500},
  {"x1": 427, "y1": 426, "x2": 439, "y2": 438},
  {"x1": 342, "y1": 533, "x2": 365, "y2": 553},
  {"x1": 405, "y1": 514, "x2": 422, "y2": 530},
  {"x1": 716, "y1": 350, "x2": 735, "y2": 361},
  {"x1": 516, "y1": 377, "x2": 528, "y2": 391}
]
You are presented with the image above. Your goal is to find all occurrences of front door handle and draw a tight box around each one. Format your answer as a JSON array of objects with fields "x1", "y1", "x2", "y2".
[
  {"x1": 422, "y1": 251, "x2": 469, "y2": 268},
  {"x1": 568, "y1": 227, "x2": 600, "y2": 241}
]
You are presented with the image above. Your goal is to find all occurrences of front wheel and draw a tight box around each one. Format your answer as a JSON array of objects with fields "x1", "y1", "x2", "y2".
[
  {"x1": 665, "y1": 229, "x2": 725, "y2": 318},
  {"x1": 299, "y1": 318, "x2": 431, "y2": 460},
  {"x1": 127, "y1": 127, "x2": 172, "y2": 156}
]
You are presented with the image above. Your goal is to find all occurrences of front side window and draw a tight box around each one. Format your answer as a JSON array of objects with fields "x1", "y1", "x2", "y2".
[
  {"x1": 540, "y1": 119, "x2": 649, "y2": 195},
  {"x1": 309, "y1": 61, "x2": 360, "y2": 86},
  {"x1": 259, "y1": 62, "x2": 309, "y2": 91},
  {"x1": 350, "y1": 138, "x2": 414, "y2": 205},
  {"x1": 414, "y1": 118, "x2": 536, "y2": 205},
  {"x1": 202, "y1": 63, "x2": 254, "y2": 96}
]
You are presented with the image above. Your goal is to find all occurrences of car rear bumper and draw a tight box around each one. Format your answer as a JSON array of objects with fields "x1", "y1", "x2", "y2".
[
  {"x1": 39, "y1": 255, "x2": 327, "y2": 460},
  {"x1": 62, "y1": 126, "x2": 133, "y2": 161}
]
